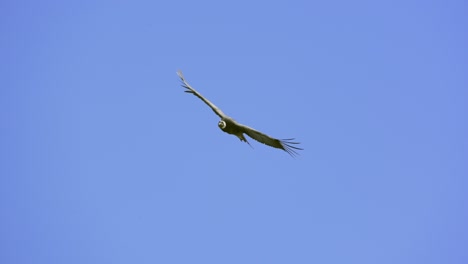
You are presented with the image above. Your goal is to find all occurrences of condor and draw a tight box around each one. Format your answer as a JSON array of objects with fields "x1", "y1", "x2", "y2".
[{"x1": 177, "y1": 70, "x2": 302, "y2": 157}]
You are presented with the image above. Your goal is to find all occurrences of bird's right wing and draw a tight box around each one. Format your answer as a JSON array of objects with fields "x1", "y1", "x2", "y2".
[
  {"x1": 177, "y1": 70, "x2": 226, "y2": 119},
  {"x1": 239, "y1": 123, "x2": 302, "y2": 157}
]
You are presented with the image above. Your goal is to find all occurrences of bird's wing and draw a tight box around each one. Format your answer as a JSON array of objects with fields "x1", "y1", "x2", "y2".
[
  {"x1": 239, "y1": 123, "x2": 302, "y2": 157},
  {"x1": 177, "y1": 70, "x2": 226, "y2": 119}
]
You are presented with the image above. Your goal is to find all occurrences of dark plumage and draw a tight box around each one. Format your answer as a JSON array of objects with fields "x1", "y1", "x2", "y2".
[{"x1": 177, "y1": 70, "x2": 302, "y2": 157}]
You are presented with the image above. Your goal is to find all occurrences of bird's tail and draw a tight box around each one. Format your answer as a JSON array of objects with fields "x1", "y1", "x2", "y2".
[{"x1": 239, "y1": 134, "x2": 253, "y2": 149}]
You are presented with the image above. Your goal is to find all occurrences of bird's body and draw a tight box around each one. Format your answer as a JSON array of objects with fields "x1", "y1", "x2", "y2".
[
  {"x1": 219, "y1": 117, "x2": 250, "y2": 144},
  {"x1": 177, "y1": 70, "x2": 302, "y2": 157}
]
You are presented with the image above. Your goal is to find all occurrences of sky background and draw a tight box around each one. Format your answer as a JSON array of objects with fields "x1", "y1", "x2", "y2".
[{"x1": 1, "y1": 0, "x2": 467, "y2": 263}]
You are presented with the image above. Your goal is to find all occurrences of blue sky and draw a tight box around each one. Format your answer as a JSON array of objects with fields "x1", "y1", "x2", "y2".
[{"x1": 1, "y1": 0, "x2": 467, "y2": 263}]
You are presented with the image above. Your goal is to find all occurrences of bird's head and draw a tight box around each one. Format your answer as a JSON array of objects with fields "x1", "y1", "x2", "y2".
[{"x1": 218, "y1": 120, "x2": 226, "y2": 130}]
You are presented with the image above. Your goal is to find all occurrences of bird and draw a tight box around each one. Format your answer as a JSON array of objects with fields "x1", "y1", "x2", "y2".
[{"x1": 177, "y1": 70, "x2": 302, "y2": 157}]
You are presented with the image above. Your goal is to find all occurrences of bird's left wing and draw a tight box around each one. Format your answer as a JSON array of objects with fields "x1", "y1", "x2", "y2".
[
  {"x1": 239, "y1": 124, "x2": 302, "y2": 157},
  {"x1": 177, "y1": 70, "x2": 226, "y2": 119}
]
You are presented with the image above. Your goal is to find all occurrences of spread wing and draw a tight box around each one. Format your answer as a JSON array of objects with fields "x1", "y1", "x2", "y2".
[
  {"x1": 177, "y1": 70, "x2": 226, "y2": 119},
  {"x1": 239, "y1": 124, "x2": 303, "y2": 157}
]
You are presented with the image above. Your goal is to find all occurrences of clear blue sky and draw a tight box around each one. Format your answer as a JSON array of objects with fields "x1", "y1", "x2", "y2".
[{"x1": 1, "y1": 0, "x2": 467, "y2": 263}]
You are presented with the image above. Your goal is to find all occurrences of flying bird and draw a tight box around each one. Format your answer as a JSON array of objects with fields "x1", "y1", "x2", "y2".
[{"x1": 177, "y1": 70, "x2": 302, "y2": 157}]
